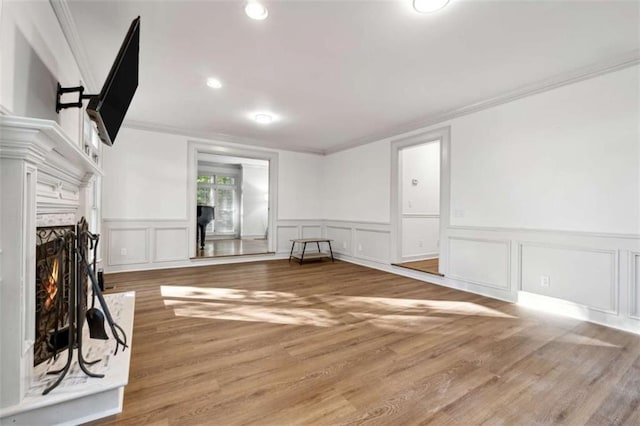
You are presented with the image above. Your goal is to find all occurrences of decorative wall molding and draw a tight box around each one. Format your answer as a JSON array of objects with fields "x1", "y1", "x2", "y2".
[
  {"x1": 448, "y1": 225, "x2": 640, "y2": 241},
  {"x1": 318, "y1": 219, "x2": 391, "y2": 227},
  {"x1": 447, "y1": 237, "x2": 511, "y2": 291},
  {"x1": 518, "y1": 241, "x2": 618, "y2": 315},
  {"x1": 49, "y1": 0, "x2": 98, "y2": 92},
  {"x1": 390, "y1": 126, "x2": 451, "y2": 270},
  {"x1": 630, "y1": 252, "x2": 640, "y2": 320},
  {"x1": 106, "y1": 227, "x2": 150, "y2": 266},
  {"x1": 153, "y1": 227, "x2": 189, "y2": 263},
  {"x1": 402, "y1": 214, "x2": 440, "y2": 219},
  {"x1": 124, "y1": 120, "x2": 324, "y2": 156},
  {"x1": 325, "y1": 50, "x2": 640, "y2": 155},
  {"x1": 103, "y1": 218, "x2": 188, "y2": 223}
]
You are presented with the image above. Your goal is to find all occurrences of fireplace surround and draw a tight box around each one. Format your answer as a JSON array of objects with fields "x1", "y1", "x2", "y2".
[{"x1": 0, "y1": 115, "x2": 134, "y2": 424}]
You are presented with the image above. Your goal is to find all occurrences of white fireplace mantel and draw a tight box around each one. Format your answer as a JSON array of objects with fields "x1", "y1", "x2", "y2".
[{"x1": 0, "y1": 115, "x2": 131, "y2": 424}]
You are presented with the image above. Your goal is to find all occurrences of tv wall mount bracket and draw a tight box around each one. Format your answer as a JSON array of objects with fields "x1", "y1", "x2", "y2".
[{"x1": 56, "y1": 83, "x2": 98, "y2": 113}]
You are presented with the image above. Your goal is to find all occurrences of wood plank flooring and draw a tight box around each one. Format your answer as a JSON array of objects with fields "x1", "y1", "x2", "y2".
[
  {"x1": 95, "y1": 260, "x2": 640, "y2": 425},
  {"x1": 393, "y1": 258, "x2": 443, "y2": 276},
  {"x1": 193, "y1": 238, "x2": 270, "y2": 259}
]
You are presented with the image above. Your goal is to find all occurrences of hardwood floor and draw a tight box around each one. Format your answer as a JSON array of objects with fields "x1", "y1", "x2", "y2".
[
  {"x1": 393, "y1": 258, "x2": 443, "y2": 276},
  {"x1": 95, "y1": 260, "x2": 640, "y2": 425},
  {"x1": 193, "y1": 238, "x2": 270, "y2": 259}
]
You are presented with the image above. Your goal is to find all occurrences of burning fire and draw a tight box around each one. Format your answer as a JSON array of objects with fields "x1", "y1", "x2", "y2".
[{"x1": 44, "y1": 259, "x2": 59, "y2": 310}]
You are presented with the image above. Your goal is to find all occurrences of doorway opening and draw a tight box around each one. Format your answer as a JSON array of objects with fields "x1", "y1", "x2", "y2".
[
  {"x1": 188, "y1": 142, "x2": 277, "y2": 259},
  {"x1": 391, "y1": 127, "x2": 450, "y2": 276}
]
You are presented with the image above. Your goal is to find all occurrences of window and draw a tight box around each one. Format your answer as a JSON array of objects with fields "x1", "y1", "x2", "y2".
[{"x1": 196, "y1": 173, "x2": 238, "y2": 235}]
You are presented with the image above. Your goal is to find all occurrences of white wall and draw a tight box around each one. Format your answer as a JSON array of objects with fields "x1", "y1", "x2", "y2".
[
  {"x1": 0, "y1": 0, "x2": 83, "y2": 142},
  {"x1": 101, "y1": 126, "x2": 324, "y2": 270},
  {"x1": 449, "y1": 66, "x2": 639, "y2": 235},
  {"x1": 323, "y1": 140, "x2": 390, "y2": 223},
  {"x1": 322, "y1": 65, "x2": 640, "y2": 333},
  {"x1": 103, "y1": 127, "x2": 188, "y2": 219},
  {"x1": 241, "y1": 164, "x2": 268, "y2": 237},
  {"x1": 401, "y1": 141, "x2": 440, "y2": 260},
  {"x1": 278, "y1": 150, "x2": 324, "y2": 219}
]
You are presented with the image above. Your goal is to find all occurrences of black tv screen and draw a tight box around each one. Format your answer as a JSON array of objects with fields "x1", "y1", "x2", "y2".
[{"x1": 87, "y1": 16, "x2": 140, "y2": 146}]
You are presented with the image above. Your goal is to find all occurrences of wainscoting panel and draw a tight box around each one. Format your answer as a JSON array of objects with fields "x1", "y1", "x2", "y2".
[
  {"x1": 326, "y1": 226, "x2": 352, "y2": 256},
  {"x1": 520, "y1": 243, "x2": 617, "y2": 314},
  {"x1": 401, "y1": 216, "x2": 439, "y2": 260},
  {"x1": 276, "y1": 225, "x2": 298, "y2": 253},
  {"x1": 629, "y1": 252, "x2": 640, "y2": 319},
  {"x1": 154, "y1": 227, "x2": 189, "y2": 263},
  {"x1": 447, "y1": 237, "x2": 511, "y2": 290},
  {"x1": 354, "y1": 228, "x2": 390, "y2": 263},
  {"x1": 301, "y1": 225, "x2": 323, "y2": 239},
  {"x1": 107, "y1": 228, "x2": 149, "y2": 266}
]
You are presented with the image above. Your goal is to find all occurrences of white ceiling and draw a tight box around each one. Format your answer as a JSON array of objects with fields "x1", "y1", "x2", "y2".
[{"x1": 66, "y1": 0, "x2": 640, "y2": 154}]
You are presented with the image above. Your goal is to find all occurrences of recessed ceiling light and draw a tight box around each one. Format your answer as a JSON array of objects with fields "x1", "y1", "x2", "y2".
[
  {"x1": 206, "y1": 77, "x2": 222, "y2": 89},
  {"x1": 413, "y1": 0, "x2": 450, "y2": 13},
  {"x1": 254, "y1": 113, "x2": 273, "y2": 124},
  {"x1": 245, "y1": 2, "x2": 268, "y2": 20}
]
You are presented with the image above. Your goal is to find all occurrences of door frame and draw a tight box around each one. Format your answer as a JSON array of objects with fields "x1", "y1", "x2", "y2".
[
  {"x1": 390, "y1": 126, "x2": 450, "y2": 274},
  {"x1": 187, "y1": 140, "x2": 278, "y2": 257}
]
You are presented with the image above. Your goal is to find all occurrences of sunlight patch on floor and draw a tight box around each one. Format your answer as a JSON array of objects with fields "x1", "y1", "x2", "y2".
[
  {"x1": 160, "y1": 285, "x2": 515, "y2": 328},
  {"x1": 164, "y1": 299, "x2": 341, "y2": 327},
  {"x1": 320, "y1": 295, "x2": 515, "y2": 318},
  {"x1": 161, "y1": 285, "x2": 298, "y2": 302}
]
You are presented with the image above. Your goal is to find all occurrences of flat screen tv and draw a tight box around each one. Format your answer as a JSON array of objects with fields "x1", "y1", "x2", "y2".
[{"x1": 87, "y1": 16, "x2": 140, "y2": 146}]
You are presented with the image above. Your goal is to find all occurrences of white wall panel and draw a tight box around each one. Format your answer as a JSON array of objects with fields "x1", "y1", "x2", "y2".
[
  {"x1": 448, "y1": 237, "x2": 510, "y2": 290},
  {"x1": 108, "y1": 228, "x2": 149, "y2": 266},
  {"x1": 278, "y1": 151, "x2": 324, "y2": 219},
  {"x1": 241, "y1": 165, "x2": 269, "y2": 237},
  {"x1": 401, "y1": 216, "x2": 439, "y2": 259},
  {"x1": 276, "y1": 225, "x2": 298, "y2": 253},
  {"x1": 323, "y1": 140, "x2": 390, "y2": 223},
  {"x1": 326, "y1": 226, "x2": 352, "y2": 255},
  {"x1": 520, "y1": 243, "x2": 617, "y2": 313},
  {"x1": 301, "y1": 225, "x2": 322, "y2": 238},
  {"x1": 632, "y1": 253, "x2": 640, "y2": 319},
  {"x1": 401, "y1": 141, "x2": 440, "y2": 215},
  {"x1": 102, "y1": 128, "x2": 188, "y2": 220},
  {"x1": 154, "y1": 227, "x2": 189, "y2": 262},
  {"x1": 449, "y1": 66, "x2": 639, "y2": 235},
  {"x1": 354, "y1": 229, "x2": 390, "y2": 263}
]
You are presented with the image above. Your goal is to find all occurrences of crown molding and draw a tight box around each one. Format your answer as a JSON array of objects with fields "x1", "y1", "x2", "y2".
[
  {"x1": 122, "y1": 120, "x2": 326, "y2": 156},
  {"x1": 49, "y1": 0, "x2": 638, "y2": 157},
  {"x1": 324, "y1": 50, "x2": 640, "y2": 155},
  {"x1": 49, "y1": 0, "x2": 98, "y2": 92}
]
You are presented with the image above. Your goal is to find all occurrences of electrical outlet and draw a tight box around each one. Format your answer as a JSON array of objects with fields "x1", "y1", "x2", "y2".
[
  {"x1": 540, "y1": 275, "x2": 550, "y2": 287},
  {"x1": 357, "y1": 244, "x2": 363, "y2": 252},
  {"x1": 418, "y1": 240, "x2": 423, "y2": 248},
  {"x1": 342, "y1": 241, "x2": 347, "y2": 249},
  {"x1": 120, "y1": 248, "x2": 127, "y2": 256}
]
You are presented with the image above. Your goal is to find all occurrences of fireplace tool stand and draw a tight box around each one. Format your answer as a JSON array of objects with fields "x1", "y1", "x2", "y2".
[{"x1": 42, "y1": 219, "x2": 127, "y2": 395}]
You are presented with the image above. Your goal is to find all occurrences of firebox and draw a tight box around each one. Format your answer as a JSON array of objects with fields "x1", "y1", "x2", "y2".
[{"x1": 34, "y1": 226, "x2": 75, "y2": 365}]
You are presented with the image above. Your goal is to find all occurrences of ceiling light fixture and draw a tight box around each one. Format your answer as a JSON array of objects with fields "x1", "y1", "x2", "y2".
[
  {"x1": 245, "y1": 1, "x2": 268, "y2": 20},
  {"x1": 206, "y1": 77, "x2": 222, "y2": 89},
  {"x1": 413, "y1": 0, "x2": 450, "y2": 14},
  {"x1": 254, "y1": 113, "x2": 273, "y2": 124}
]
